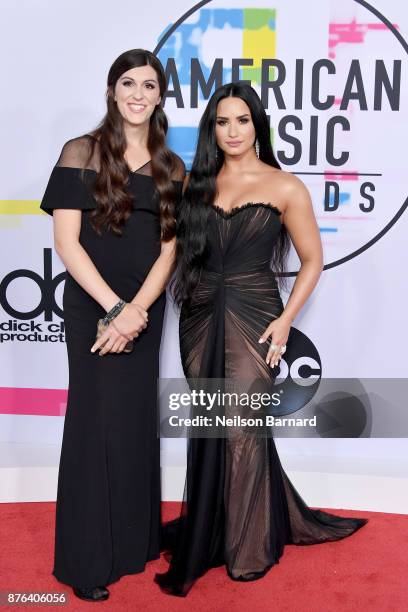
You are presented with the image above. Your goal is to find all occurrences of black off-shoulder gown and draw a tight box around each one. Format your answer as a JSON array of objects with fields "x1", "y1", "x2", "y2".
[
  {"x1": 41, "y1": 158, "x2": 181, "y2": 588},
  {"x1": 155, "y1": 202, "x2": 368, "y2": 596}
]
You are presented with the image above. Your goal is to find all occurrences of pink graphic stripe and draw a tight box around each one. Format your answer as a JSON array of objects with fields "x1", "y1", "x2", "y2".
[
  {"x1": 329, "y1": 19, "x2": 398, "y2": 56},
  {"x1": 0, "y1": 387, "x2": 67, "y2": 416},
  {"x1": 324, "y1": 171, "x2": 360, "y2": 180}
]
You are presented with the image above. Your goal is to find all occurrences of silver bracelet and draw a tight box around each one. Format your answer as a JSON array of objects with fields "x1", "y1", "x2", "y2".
[{"x1": 102, "y1": 299, "x2": 126, "y2": 325}]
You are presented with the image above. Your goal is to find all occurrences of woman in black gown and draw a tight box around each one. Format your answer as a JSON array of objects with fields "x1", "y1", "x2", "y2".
[
  {"x1": 155, "y1": 83, "x2": 367, "y2": 596},
  {"x1": 40, "y1": 49, "x2": 185, "y2": 602}
]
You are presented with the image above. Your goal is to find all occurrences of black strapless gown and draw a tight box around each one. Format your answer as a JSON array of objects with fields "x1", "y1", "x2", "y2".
[{"x1": 155, "y1": 202, "x2": 368, "y2": 596}]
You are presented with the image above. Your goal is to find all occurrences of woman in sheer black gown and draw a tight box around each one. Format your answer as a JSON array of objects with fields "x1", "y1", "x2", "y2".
[
  {"x1": 40, "y1": 50, "x2": 185, "y2": 602},
  {"x1": 155, "y1": 83, "x2": 367, "y2": 596}
]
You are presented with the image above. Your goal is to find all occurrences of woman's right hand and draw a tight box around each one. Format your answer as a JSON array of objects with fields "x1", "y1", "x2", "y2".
[{"x1": 111, "y1": 302, "x2": 148, "y2": 340}]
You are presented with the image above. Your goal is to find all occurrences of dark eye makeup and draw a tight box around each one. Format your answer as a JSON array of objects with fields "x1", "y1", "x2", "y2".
[
  {"x1": 121, "y1": 79, "x2": 156, "y2": 89},
  {"x1": 216, "y1": 117, "x2": 250, "y2": 125}
]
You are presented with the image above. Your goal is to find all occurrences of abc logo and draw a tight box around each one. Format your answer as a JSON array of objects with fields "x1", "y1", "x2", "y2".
[
  {"x1": 271, "y1": 327, "x2": 322, "y2": 416},
  {"x1": 0, "y1": 248, "x2": 65, "y2": 321}
]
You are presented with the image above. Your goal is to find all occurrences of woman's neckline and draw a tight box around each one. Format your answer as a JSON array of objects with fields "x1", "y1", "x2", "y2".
[
  {"x1": 127, "y1": 159, "x2": 151, "y2": 173},
  {"x1": 55, "y1": 166, "x2": 183, "y2": 183},
  {"x1": 211, "y1": 201, "x2": 282, "y2": 220}
]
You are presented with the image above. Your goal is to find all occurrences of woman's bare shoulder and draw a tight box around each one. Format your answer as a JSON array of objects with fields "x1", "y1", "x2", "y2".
[{"x1": 262, "y1": 167, "x2": 308, "y2": 196}]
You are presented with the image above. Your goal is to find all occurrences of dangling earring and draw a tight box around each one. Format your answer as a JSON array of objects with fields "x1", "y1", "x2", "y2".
[
  {"x1": 215, "y1": 145, "x2": 218, "y2": 162},
  {"x1": 254, "y1": 139, "x2": 260, "y2": 158}
]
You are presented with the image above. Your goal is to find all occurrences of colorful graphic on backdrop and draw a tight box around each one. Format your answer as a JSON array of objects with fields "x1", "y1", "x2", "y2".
[{"x1": 155, "y1": 0, "x2": 407, "y2": 272}]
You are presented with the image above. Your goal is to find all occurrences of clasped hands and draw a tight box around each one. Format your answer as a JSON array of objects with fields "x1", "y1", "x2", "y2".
[{"x1": 91, "y1": 302, "x2": 148, "y2": 356}]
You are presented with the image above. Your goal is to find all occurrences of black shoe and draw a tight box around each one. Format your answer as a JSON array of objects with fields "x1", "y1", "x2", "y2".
[
  {"x1": 72, "y1": 586, "x2": 109, "y2": 601},
  {"x1": 228, "y1": 568, "x2": 267, "y2": 582}
]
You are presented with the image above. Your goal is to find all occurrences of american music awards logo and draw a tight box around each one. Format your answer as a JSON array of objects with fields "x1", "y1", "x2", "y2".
[{"x1": 155, "y1": 0, "x2": 408, "y2": 273}]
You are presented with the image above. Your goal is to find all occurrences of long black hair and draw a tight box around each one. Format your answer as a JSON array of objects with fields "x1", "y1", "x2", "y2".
[{"x1": 172, "y1": 82, "x2": 291, "y2": 307}]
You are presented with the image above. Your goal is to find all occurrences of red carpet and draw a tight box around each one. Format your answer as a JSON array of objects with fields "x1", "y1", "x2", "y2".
[{"x1": 0, "y1": 502, "x2": 406, "y2": 611}]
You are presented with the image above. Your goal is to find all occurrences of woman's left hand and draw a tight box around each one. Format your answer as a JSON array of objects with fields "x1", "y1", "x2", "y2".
[
  {"x1": 91, "y1": 322, "x2": 131, "y2": 356},
  {"x1": 258, "y1": 315, "x2": 292, "y2": 368}
]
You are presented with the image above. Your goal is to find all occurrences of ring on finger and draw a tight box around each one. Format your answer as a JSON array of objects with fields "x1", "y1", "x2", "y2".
[{"x1": 270, "y1": 343, "x2": 286, "y2": 354}]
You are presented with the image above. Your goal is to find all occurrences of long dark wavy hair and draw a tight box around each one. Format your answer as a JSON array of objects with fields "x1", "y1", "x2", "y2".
[
  {"x1": 86, "y1": 49, "x2": 179, "y2": 238},
  {"x1": 172, "y1": 82, "x2": 291, "y2": 308}
]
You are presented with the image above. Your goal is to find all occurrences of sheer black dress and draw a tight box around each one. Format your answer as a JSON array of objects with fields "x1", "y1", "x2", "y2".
[
  {"x1": 40, "y1": 135, "x2": 184, "y2": 588},
  {"x1": 155, "y1": 202, "x2": 368, "y2": 596}
]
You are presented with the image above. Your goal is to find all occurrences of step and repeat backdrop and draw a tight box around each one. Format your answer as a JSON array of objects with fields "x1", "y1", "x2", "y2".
[{"x1": 1, "y1": 0, "x2": 407, "y2": 497}]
